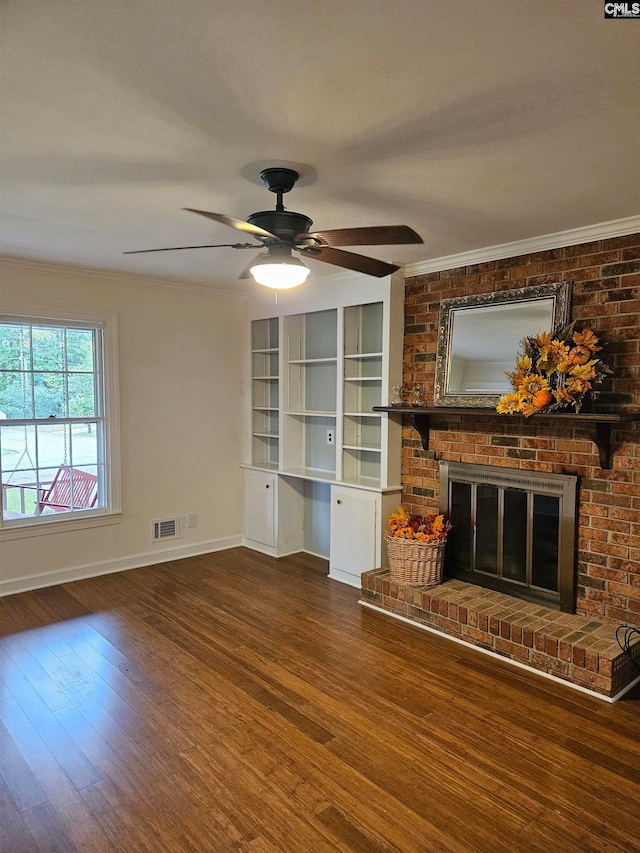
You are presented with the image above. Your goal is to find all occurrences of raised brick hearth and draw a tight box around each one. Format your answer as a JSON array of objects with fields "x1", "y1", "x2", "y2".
[{"x1": 361, "y1": 569, "x2": 640, "y2": 699}]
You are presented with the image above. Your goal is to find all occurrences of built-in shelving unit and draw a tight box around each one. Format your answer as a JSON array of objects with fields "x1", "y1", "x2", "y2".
[
  {"x1": 243, "y1": 276, "x2": 404, "y2": 586},
  {"x1": 373, "y1": 406, "x2": 640, "y2": 470}
]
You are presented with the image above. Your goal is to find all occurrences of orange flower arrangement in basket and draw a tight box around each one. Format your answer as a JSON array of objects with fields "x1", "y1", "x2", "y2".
[
  {"x1": 387, "y1": 506, "x2": 451, "y2": 543},
  {"x1": 385, "y1": 507, "x2": 452, "y2": 586}
]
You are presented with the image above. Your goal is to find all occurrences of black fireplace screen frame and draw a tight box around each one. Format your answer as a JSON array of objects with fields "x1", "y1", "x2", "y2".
[{"x1": 439, "y1": 461, "x2": 578, "y2": 612}]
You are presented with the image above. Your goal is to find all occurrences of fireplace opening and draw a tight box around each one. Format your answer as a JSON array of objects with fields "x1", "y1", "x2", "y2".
[{"x1": 439, "y1": 462, "x2": 577, "y2": 612}]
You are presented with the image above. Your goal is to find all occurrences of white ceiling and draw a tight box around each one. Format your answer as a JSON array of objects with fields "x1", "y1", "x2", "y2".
[{"x1": 2, "y1": 1, "x2": 638, "y2": 292}]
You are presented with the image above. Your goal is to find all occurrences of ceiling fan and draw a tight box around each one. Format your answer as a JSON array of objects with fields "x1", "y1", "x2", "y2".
[{"x1": 124, "y1": 167, "x2": 423, "y2": 288}]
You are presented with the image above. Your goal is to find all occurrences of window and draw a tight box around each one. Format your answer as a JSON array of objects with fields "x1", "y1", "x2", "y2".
[{"x1": 0, "y1": 310, "x2": 120, "y2": 533}]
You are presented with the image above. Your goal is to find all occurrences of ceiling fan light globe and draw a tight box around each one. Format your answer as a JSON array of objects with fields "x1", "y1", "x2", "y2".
[{"x1": 250, "y1": 255, "x2": 310, "y2": 289}]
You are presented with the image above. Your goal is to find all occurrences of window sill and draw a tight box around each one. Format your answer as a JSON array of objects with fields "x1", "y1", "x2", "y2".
[{"x1": 0, "y1": 511, "x2": 122, "y2": 541}]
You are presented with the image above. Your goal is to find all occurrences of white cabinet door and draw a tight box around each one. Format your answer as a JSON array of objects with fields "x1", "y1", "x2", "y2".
[
  {"x1": 244, "y1": 470, "x2": 275, "y2": 547},
  {"x1": 330, "y1": 485, "x2": 378, "y2": 587}
]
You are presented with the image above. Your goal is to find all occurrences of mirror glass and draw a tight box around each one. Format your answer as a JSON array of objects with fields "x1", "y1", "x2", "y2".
[{"x1": 434, "y1": 282, "x2": 571, "y2": 407}]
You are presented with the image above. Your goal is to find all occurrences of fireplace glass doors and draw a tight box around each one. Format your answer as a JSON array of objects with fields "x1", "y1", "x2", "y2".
[{"x1": 439, "y1": 462, "x2": 577, "y2": 612}]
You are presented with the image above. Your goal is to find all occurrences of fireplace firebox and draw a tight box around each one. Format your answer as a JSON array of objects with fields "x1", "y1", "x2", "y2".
[{"x1": 439, "y1": 462, "x2": 577, "y2": 612}]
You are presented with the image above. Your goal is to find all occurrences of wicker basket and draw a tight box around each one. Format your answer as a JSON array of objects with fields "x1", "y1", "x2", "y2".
[{"x1": 384, "y1": 534, "x2": 445, "y2": 586}]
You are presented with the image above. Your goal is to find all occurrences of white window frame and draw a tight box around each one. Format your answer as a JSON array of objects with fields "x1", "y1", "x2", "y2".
[{"x1": 0, "y1": 303, "x2": 121, "y2": 540}]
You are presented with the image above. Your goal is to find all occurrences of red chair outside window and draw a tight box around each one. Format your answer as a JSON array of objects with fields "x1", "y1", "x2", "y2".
[
  {"x1": 37, "y1": 466, "x2": 98, "y2": 513},
  {"x1": 2, "y1": 466, "x2": 98, "y2": 519}
]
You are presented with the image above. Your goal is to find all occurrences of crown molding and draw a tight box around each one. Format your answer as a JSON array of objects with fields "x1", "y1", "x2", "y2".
[
  {"x1": 3, "y1": 214, "x2": 638, "y2": 294},
  {"x1": 404, "y1": 215, "x2": 640, "y2": 278},
  {"x1": 0, "y1": 251, "x2": 376, "y2": 297},
  {"x1": 0, "y1": 255, "x2": 247, "y2": 299}
]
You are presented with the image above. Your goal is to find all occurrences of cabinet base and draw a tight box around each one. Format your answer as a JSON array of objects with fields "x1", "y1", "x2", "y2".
[
  {"x1": 242, "y1": 539, "x2": 302, "y2": 559},
  {"x1": 328, "y1": 568, "x2": 362, "y2": 588}
]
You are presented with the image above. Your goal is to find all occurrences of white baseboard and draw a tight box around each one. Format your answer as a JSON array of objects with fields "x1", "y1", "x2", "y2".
[
  {"x1": 241, "y1": 538, "x2": 278, "y2": 557},
  {"x1": 241, "y1": 539, "x2": 304, "y2": 558},
  {"x1": 302, "y1": 549, "x2": 329, "y2": 561},
  {"x1": 329, "y1": 568, "x2": 362, "y2": 588},
  {"x1": 241, "y1": 542, "x2": 330, "y2": 561},
  {"x1": 0, "y1": 535, "x2": 242, "y2": 597}
]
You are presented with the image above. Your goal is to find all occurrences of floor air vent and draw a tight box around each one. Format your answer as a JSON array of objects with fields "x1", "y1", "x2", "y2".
[{"x1": 152, "y1": 516, "x2": 184, "y2": 542}]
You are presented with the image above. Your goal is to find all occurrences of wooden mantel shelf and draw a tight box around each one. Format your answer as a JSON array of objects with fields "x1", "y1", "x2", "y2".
[{"x1": 373, "y1": 406, "x2": 639, "y2": 470}]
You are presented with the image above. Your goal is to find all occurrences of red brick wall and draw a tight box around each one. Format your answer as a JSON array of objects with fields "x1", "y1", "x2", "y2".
[{"x1": 402, "y1": 233, "x2": 640, "y2": 625}]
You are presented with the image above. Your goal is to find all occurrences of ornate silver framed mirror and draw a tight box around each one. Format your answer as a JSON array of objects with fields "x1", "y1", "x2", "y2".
[{"x1": 434, "y1": 281, "x2": 571, "y2": 408}]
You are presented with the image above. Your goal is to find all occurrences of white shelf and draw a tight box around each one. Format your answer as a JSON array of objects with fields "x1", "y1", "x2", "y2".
[
  {"x1": 287, "y1": 357, "x2": 337, "y2": 365},
  {"x1": 344, "y1": 412, "x2": 382, "y2": 418},
  {"x1": 280, "y1": 466, "x2": 337, "y2": 483},
  {"x1": 253, "y1": 432, "x2": 279, "y2": 439},
  {"x1": 344, "y1": 376, "x2": 383, "y2": 383},
  {"x1": 252, "y1": 375, "x2": 279, "y2": 380},
  {"x1": 253, "y1": 406, "x2": 279, "y2": 412},
  {"x1": 344, "y1": 352, "x2": 383, "y2": 359},
  {"x1": 343, "y1": 445, "x2": 382, "y2": 453},
  {"x1": 252, "y1": 347, "x2": 279, "y2": 354},
  {"x1": 341, "y1": 475, "x2": 382, "y2": 489},
  {"x1": 243, "y1": 461, "x2": 280, "y2": 472},
  {"x1": 285, "y1": 410, "x2": 336, "y2": 417}
]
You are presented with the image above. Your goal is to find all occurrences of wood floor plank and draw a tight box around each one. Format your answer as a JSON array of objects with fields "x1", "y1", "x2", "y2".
[
  {"x1": 0, "y1": 549, "x2": 636, "y2": 853},
  {"x1": 21, "y1": 802, "x2": 76, "y2": 853},
  {"x1": 0, "y1": 814, "x2": 40, "y2": 853},
  {"x1": 0, "y1": 718, "x2": 48, "y2": 813},
  {"x1": 0, "y1": 694, "x2": 110, "y2": 853},
  {"x1": 0, "y1": 649, "x2": 102, "y2": 793},
  {"x1": 0, "y1": 636, "x2": 71, "y2": 714},
  {"x1": 54, "y1": 697, "x2": 251, "y2": 852},
  {"x1": 78, "y1": 779, "x2": 188, "y2": 853},
  {"x1": 0, "y1": 772, "x2": 22, "y2": 824},
  {"x1": 315, "y1": 804, "x2": 394, "y2": 853},
  {"x1": 55, "y1": 647, "x2": 194, "y2": 757}
]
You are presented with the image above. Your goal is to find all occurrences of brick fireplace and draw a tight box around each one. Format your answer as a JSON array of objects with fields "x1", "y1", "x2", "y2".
[{"x1": 361, "y1": 233, "x2": 640, "y2": 699}]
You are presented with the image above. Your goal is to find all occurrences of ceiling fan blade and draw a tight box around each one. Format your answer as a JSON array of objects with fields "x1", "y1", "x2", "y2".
[
  {"x1": 184, "y1": 208, "x2": 278, "y2": 240},
  {"x1": 299, "y1": 246, "x2": 399, "y2": 277},
  {"x1": 238, "y1": 253, "x2": 267, "y2": 279},
  {"x1": 124, "y1": 243, "x2": 257, "y2": 255},
  {"x1": 298, "y1": 225, "x2": 423, "y2": 247}
]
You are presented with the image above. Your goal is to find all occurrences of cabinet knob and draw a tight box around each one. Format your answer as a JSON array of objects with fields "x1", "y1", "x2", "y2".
[{"x1": 336, "y1": 499, "x2": 342, "y2": 504}]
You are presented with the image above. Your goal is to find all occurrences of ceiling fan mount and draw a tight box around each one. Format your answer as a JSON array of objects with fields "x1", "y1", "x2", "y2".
[
  {"x1": 124, "y1": 165, "x2": 424, "y2": 282},
  {"x1": 258, "y1": 167, "x2": 300, "y2": 196}
]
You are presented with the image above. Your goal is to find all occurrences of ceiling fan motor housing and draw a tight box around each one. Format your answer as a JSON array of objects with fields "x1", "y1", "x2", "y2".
[{"x1": 247, "y1": 210, "x2": 313, "y2": 243}]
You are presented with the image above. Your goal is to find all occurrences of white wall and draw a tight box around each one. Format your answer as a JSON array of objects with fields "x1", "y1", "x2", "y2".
[{"x1": 0, "y1": 260, "x2": 246, "y2": 595}]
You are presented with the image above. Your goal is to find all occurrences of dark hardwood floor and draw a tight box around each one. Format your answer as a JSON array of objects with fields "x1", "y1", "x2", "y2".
[{"x1": 0, "y1": 548, "x2": 639, "y2": 853}]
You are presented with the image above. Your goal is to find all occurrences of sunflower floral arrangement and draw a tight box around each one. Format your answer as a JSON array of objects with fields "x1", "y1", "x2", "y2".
[
  {"x1": 387, "y1": 506, "x2": 451, "y2": 543},
  {"x1": 497, "y1": 322, "x2": 611, "y2": 417}
]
